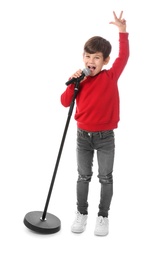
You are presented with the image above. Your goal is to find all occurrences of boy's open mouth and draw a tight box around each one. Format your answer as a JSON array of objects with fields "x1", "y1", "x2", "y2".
[{"x1": 88, "y1": 66, "x2": 96, "y2": 72}]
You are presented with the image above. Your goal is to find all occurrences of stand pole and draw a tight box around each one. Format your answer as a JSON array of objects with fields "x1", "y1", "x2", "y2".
[
  {"x1": 41, "y1": 81, "x2": 80, "y2": 220},
  {"x1": 23, "y1": 80, "x2": 80, "y2": 234}
]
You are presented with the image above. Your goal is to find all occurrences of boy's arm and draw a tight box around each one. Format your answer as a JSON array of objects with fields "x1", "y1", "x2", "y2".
[
  {"x1": 60, "y1": 84, "x2": 75, "y2": 107},
  {"x1": 109, "y1": 11, "x2": 129, "y2": 79}
]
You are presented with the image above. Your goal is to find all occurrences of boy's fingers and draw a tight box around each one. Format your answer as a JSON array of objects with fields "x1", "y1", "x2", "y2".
[
  {"x1": 113, "y1": 11, "x2": 117, "y2": 19},
  {"x1": 119, "y1": 11, "x2": 123, "y2": 20}
]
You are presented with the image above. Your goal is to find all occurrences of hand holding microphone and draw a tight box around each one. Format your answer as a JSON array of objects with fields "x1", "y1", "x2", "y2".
[{"x1": 65, "y1": 68, "x2": 91, "y2": 86}]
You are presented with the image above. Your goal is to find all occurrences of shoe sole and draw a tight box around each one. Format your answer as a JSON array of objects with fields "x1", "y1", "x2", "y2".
[
  {"x1": 94, "y1": 231, "x2": 108, "y2": 236},
  {"x1": 71, "y1": 223, "x2": 87, "y2": 233}
]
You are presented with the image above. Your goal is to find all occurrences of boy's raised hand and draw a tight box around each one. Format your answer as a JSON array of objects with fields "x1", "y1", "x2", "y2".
[{"x1": 109, "y1": 11, "x2": 127, "y2": 33}]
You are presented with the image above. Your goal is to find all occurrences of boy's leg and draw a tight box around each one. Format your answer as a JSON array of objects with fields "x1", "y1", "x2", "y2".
[
  {"x1": 96, "y1": 130, "x2": 115, "y2": 217},
  {"x1": 93, "y1": 130, "x2": 115, "y2": 236},
  {"x1": 71, "y1": 129, "x2": 94, "y2": 233},
  {"x1": 76, "y1": 129, "x2": 94, "y2": 215}
]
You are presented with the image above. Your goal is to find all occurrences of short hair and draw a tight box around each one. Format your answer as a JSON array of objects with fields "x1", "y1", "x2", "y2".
[{"x1": 84, "y1": 36, "x2": 112, "y2": 60}]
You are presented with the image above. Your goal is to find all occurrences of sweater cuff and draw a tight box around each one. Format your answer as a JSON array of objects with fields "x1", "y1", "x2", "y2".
[{"x1": 119, "y1": 32, "x2": 129, "y2": 38}]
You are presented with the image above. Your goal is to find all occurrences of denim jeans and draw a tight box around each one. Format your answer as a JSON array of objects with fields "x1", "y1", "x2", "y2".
[{"x1": 76, "y1": 128, "x2": 115, "y2": 217}]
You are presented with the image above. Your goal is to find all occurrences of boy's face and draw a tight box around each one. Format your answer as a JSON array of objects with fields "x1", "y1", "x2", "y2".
[{"x1": 83, "y1": 52, "x2": 110, "y2": 76}]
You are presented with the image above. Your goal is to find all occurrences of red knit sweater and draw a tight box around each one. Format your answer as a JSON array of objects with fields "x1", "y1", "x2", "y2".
[{"x1": 61, "y1": 33, "x2": 129, "y2": 132}]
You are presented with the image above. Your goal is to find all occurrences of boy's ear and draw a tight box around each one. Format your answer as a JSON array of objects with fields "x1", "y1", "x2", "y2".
[{"x1": 104, "y1": 56, "x2": 110, "y2": 65}]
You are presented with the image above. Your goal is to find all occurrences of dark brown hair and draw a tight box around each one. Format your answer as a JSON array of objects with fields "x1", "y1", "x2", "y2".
[{"x1": 84, "y1": 36, "x2": 112, "y2": 60}]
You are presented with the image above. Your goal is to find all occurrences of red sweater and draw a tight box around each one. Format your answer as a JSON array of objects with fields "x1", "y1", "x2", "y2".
[{"x1": 61, "y1": 33, "x2": 129, "y2": 132}]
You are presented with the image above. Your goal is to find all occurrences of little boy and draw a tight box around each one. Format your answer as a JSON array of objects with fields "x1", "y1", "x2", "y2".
[{"x1": 61, "y1": 11, "x2": 129, "y2": 236}]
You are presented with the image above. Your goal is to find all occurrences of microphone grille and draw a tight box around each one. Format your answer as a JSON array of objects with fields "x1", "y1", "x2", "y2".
[{"x1": 83, "y1": 67, "x2": 91, "y2": 76}]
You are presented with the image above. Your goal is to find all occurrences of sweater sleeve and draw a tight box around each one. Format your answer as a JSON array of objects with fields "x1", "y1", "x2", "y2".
[
  {"x1": 110, "y1": 32, "x2": 129, "y2": 80},
  {"x1": 60, "y1": 84, "x2": 75, "y2": 107}
]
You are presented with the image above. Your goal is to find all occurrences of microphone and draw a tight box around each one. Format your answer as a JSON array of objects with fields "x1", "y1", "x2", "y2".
[{"x1": 65, "y1": 67, "x2": 91, "y2": 86}]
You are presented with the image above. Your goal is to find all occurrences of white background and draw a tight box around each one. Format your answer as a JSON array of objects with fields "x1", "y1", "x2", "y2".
[{"x1": 0, "y1": 0, "x2": 168, "y2": 259}]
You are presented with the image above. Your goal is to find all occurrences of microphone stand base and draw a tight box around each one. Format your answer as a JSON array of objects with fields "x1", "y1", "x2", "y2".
[{"x1": 24, "y1": 211, "x2": 61, "y2": 234}]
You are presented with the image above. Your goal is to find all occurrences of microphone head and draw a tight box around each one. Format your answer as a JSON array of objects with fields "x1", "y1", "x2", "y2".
[{"x1": 83, "y1": 67, "x2": 91, "y2": 76}]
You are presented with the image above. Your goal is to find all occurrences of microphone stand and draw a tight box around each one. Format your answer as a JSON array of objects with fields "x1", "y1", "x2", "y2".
[{"x1": 23, "y1": 79, "x2": 80, "y2": 234}]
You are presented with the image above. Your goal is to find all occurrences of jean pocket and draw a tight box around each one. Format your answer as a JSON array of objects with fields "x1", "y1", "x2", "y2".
[{"x1": 101, "y1": 130, "x2": 114, "y2": 139}]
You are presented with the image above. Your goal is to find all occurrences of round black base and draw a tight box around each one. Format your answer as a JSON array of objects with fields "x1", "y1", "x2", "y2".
[{"x1": 24, "y1": 211, "x2": 61, "y2": 234}]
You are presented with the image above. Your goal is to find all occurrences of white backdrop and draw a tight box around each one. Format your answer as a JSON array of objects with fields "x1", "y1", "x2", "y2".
[{"x1": 0, "y1": 0, "x2": 168, "y2": 259}]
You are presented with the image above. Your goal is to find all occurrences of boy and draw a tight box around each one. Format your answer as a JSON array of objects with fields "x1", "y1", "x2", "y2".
[{"x1": 61, "y1": 11, "x2": 129, "y2": 236}]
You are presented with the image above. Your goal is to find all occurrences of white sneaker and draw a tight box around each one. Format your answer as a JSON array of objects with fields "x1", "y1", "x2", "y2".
[
  {"x1": 94, "y1": 216, "x2": 109, "y2": 236},
  {"x1": 71, "y1": 212, "x2": 88, "y2": 233}
]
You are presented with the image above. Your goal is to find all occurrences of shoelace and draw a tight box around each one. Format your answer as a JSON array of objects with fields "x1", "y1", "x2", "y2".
[
  {"x1": 76, "y1": 212, "x2": 83, "y2": 223},
  {"x1": 98, "y1": 217, "x2": 105, "y2": 226}
]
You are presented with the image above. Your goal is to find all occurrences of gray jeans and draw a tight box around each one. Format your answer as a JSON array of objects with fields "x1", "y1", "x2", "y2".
[{"x1": 76, "y1": 128, "x2": 115, "y2": 217}]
